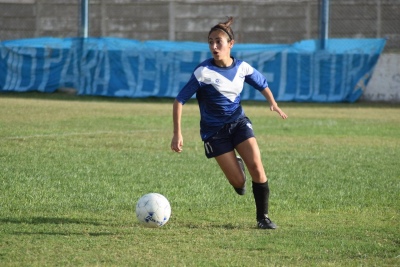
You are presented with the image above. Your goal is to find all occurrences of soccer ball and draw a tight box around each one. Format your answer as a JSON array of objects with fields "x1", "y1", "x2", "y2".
[{"x1": 135, "y1": 193, "x2": 171, "y2": 228}]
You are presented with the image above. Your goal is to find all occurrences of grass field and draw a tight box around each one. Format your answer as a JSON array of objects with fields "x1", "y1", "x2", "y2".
[{"x1": 0, "y1": 92, "x2": 399, "y2": 266}]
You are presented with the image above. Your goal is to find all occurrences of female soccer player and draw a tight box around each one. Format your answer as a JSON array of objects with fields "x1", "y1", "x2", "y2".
[{"x1": 170, "y1": 17, "x2": 288, "y2": 229}]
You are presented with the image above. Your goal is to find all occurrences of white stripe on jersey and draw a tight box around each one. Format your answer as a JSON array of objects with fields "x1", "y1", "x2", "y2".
[{"x1": 194, "y1": 62, "x2": 254, "y2": 102}]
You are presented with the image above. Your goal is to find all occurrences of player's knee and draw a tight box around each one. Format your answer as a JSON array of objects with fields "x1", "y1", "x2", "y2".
[{"x1": 246, "y1": 162, "x2": 263, "y2": 175}]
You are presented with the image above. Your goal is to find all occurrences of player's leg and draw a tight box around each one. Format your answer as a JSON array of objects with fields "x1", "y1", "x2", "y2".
[
  {"x1": 235, "y1": 137, "x2": 266, "y2": 183},
  {"x1": 235, "y1": 138, "x2": 277, "y2": 229},
  {"x1": 204, "y1": 122, "x2": 246, "y2": 195},
  {"x1": 214, "y1": 151, "x2": 246, "y2": 195}
]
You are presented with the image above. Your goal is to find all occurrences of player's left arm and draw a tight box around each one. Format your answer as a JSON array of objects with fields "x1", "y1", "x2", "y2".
[
  {"x1": 260, "y1": 87, "x2": 288, "y2": 119},
  {"x1": 243, "y1": 63, "x2": 287, "y2": 119}
]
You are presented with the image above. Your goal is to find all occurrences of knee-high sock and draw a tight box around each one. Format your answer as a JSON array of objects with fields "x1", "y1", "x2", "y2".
[{"x1": 252, "y1": 181, "x2": 270, "y2": 220}]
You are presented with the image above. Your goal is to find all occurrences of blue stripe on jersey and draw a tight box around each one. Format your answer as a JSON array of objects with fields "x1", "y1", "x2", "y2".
[{"x1": 176, "y1": 57, "x2": 268, "y2": 141}]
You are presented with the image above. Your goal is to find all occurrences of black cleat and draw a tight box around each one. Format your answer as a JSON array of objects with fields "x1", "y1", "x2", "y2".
[
  {"x1": 237, "y1": 156, "x2": 246, "y2": 180},
  {"x1": 257, "y1": 216, "x2": 277, "y2": 229},
  {"x1": 234, "y1": 156, "x2": 246, "y2": 195}
]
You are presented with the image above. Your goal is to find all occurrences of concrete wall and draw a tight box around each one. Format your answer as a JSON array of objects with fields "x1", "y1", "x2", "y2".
[
  {"x1": 363, "y1": 54, "x2": 400, "y2": 102},
  {"x1": 1, "y1": 0, "x2": 399, "y2": 50}
]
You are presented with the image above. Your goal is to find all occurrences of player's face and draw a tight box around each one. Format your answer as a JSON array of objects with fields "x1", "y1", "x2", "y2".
[{"x1": 208, "y1": 30, "x2": 234, "y2": 63}]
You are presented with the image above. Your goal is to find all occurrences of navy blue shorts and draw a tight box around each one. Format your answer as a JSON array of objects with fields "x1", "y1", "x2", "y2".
[{"x1": 203, "y1": 117, "x2": 255, "y2": 158}]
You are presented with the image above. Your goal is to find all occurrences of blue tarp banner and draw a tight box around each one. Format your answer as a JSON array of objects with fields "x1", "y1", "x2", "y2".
[{"x1": 0, "y1": 37, "x2": 385, "y2": 102}]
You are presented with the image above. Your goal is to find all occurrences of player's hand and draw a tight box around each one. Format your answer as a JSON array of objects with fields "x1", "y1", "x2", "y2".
[
  {"x1": 171, "y1": 134, "x2": 183, "y2": 153},
  {"x1": 270, "y1": 105, "x2": 288, "y2": 119}
]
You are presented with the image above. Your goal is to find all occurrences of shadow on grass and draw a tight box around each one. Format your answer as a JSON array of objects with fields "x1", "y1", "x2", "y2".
[
  {"x1": 11, "y1": 231, "x2": 116, "y2": 236},
  {"x1": 0, "y1": 91, "x2": 175, "y2": 104},
  {"x1": 0, "y1": 216, "x2": 102, "y2": 226},
  {"x1": 2, "y1": 91, "x2": 399, "y2": 107},
  {"x1": 184, "y1": 222, "x2": 248, "y2": 230},
  {"x1": 1, "y1": 217, "x2": 120, "y2": 236}
]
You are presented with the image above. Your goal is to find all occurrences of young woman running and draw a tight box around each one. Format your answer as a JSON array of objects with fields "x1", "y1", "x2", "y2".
[{"x1": 171, "y1": 17, "x2": 288, "y2": 229}]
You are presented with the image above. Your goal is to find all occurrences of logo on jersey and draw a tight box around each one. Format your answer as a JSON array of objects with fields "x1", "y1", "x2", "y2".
[{"x1": 246, "y1": 123, "x2": 253, "y2": 130}]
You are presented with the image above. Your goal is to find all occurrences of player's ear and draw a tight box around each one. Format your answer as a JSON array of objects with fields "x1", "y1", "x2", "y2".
[{"x1": 229, "y1": 39, "x2": 235, "y2": 48}]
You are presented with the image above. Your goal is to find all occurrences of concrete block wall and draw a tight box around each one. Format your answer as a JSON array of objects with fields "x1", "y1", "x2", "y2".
[{"x1": 0, "y1": 0, "x2": 399, "y2": 51}]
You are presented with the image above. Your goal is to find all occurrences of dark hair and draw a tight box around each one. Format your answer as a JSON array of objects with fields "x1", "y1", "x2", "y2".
[{"x1": 208, "y1": 17, "x2": 234, "y2": 41}]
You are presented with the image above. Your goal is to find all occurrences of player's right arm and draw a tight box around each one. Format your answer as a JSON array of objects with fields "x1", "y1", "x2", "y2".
[
  {"x1": 171, "y1": 70, "x2": 202, "y2": 153},
  {"x1": 171, "y1": 99, "x2": 183, "y2": 153}
]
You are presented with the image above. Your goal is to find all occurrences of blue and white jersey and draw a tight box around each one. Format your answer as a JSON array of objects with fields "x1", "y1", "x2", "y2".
[{"x1": 176, "y1": 57, "x2": 268, "y2": 141}]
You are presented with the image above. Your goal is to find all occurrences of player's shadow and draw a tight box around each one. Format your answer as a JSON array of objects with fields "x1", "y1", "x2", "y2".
[{"x1": 185, "y1": 222, "x2": 245, "y2": 230}]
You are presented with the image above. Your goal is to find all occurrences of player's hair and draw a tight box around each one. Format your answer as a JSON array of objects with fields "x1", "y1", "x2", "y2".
[{"x1": 208, "y1": 17, "x2": 234, "y2": 41}]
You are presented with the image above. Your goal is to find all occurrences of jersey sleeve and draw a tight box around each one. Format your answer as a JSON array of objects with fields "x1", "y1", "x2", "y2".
[
  {"x1": 175, "y1": 73, "x2": 201, "y2": 105},
  {"x1": 244, "y1": 67, "x2": 268, "y2": 92}
]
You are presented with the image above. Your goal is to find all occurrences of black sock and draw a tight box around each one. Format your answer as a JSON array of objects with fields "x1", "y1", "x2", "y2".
[{"x1": 252, "y1": 181, "x2": 270, "y2": 220}]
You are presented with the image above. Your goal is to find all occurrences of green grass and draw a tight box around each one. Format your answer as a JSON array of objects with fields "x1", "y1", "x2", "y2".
[{"x1": 0, "y1": 92, "x2": 399, "y2": 266}]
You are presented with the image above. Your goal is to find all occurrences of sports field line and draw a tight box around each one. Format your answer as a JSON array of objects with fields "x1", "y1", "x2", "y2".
[{"x1": 1, "y1": 129, "x2": 163, "y2": 140}]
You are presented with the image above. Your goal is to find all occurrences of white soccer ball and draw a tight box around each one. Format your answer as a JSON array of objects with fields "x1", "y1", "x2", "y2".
[{"x1": 135, "y1": 193, "x2": 171, "y2": 228}]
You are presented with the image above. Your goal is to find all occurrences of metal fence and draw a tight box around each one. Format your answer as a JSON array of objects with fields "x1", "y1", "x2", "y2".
[{"x1": 0, "y1": 0, "x2": 399, "y2": 51}]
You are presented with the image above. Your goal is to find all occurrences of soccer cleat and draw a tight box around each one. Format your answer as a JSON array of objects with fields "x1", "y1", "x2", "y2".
[
  {"x1": 236, "y1": 156, "x2": 246, "y2": 180},
  {"x1": 257, "y1": 216, "x2": 277, "y2": 229},
  {"x1": 234, "y1": 187, "x2": 246, "y2": 195},
  {"x1": 234, "y1": 156, "x2": 246, "y2": 195}
]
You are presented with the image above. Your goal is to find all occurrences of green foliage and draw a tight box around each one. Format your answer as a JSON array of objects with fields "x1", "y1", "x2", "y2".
[{"x1": 0, "y1": 93, "x2": 399, "y2": 266}]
